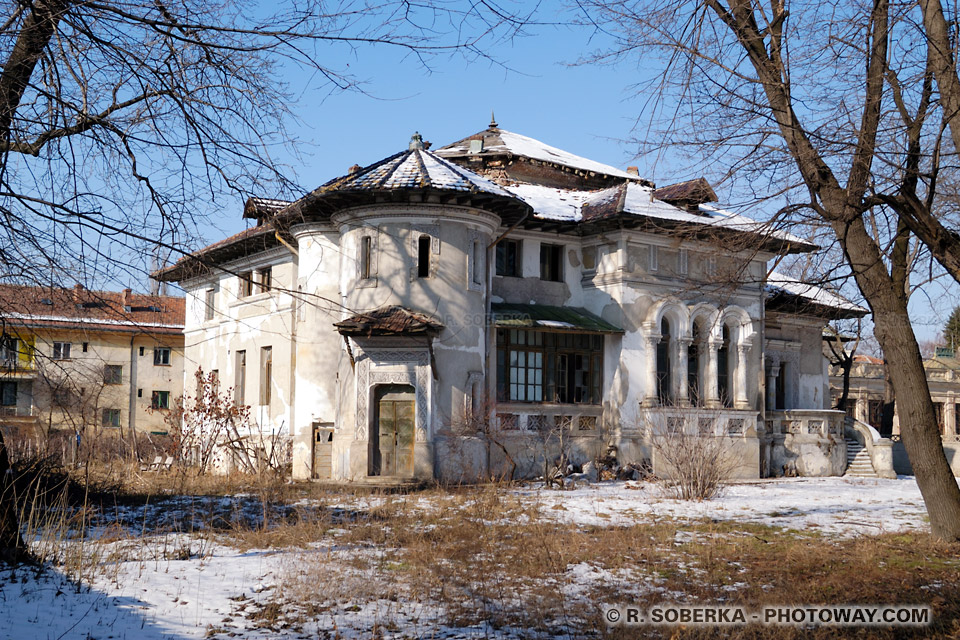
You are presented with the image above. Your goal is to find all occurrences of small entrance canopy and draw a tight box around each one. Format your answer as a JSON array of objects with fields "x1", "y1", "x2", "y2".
[
  {"x1": 491, "y1": 303, "x2": 622, "y2": 334},
  {"x1": 335, "y1": 306, "x2": 444, "y2": 337}
]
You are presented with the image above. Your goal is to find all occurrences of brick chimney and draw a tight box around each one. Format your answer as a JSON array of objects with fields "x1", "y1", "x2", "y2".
[
  {"x1": 72, "y1": 283, "x2": 84, "y2": 304},
  {"x1": 121, "y1": 288, "x2": 132, "y2": 310},
  {"x1": 626, "y1": 166, "x2": 639, "y2": 176}
]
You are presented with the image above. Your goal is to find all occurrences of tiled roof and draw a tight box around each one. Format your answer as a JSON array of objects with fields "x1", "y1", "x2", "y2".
[
  {"x1": 315, "y1": 147, "x2": 514, "y2": 197},
  {"x1": 335, "y1": 306, "x2": 444, "y2": 337},
  {"x1": 0, "y1": 284, "x2": 185, "y2": 334},
  {"x1": 153, "y1": 225, "x2": 279, "y2": 282}
]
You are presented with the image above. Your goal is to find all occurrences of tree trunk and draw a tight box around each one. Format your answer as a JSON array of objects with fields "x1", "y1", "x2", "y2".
[
  {"x1": 0, "y1": 429, "x2": 25, "y2": 563},
  {"x1": 842, "y1": 217, "x2": 960, "y2": 540}
]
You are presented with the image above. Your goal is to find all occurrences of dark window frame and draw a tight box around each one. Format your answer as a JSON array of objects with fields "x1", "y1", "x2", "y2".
[
  {"x1": 417, "y1": 235, "x2": 431, "y2": 278},
  {"x1": 151, "y1": 390, "x2": 170, "y2": 410},
  {"x1": 153, "y1": 347, "x2": 171, "y2": 366},
  {"x1": 495, "y1": 239, "x2": 522, "y2": 277},
  {"x1": 102, "y1": 408, "x2": 121, "y2": 428},
  {"x1": 540, "y1": 243, "x2": 564, "y2": 282},
  {"x1": 104, "y1": 364, "x2": 123, "y2": 385}
]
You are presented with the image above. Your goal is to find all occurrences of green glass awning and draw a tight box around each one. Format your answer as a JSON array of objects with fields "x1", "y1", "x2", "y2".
[{"x1": 490, "y1": 303, "x2": 622, "y2": 334}]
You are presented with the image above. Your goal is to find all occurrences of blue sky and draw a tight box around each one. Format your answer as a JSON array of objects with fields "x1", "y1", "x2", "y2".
[{"x1": 189, "y1": 17, "x2": 954, "y2": 345}]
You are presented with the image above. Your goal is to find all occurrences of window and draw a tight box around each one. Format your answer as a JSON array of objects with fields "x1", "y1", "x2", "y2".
[
  {"x1": 495, "y1": 239, "x2": 521, "y2": 277},
  {"x1": 0, "y1": 381, "x2": 16, "y2": 407},
  {"x1": 718, "y1": 325, "x2": 731, "y2": 407},
  {"x1": 53, "y1": 342, "x2": 71, "y2": 360},
  {"x1": 151, "y1": 390, "x2": 170, "y2": 410},
  {"x1": 235, "y1": 350, "x2": 246, "y2": 405},
  {"x1": 259, "y1": 346, "x2": 272, "y2": 406},
  {"x1": 657, "y1": 317, "x2": 672, "y2": 404},
  {"x1": 137, "y1": 388, "x2": 142, "y2": 398},
  {"x1": 775, "y1": 362, "x2": 787, "y2": 410},
  {"x1": 239, "y1": 271, "x2": 254, "y2": 297},
  {"x1": 104, "y1": 364, "x2": 123, "y2": 385},
  {"x1": 679, "y1": 249, "x2": 689, "y2": 275},
  {"x1": 540, "y1": 243, "x2": 563, "y2": 282},
  {"x1": 417, "y1": 235, "x2": 431, "y2": 278},
  {"x1": 139, "y1": 346, "x2": 144, "y2": 356},
  {"x1": 496, "y1": 330, "x2": 603, "y2": 404},
  {"x1": 360, "y1": 236, "x2": 373, "y2": 280},
  {"x1": 649, "y1": 245, "x2": 659, "y2": 272},
  {"x1": 102, "y1": 408, "x2": 121, "y2": 428},
  {"x1": 258, "y1": 267, "x2": 272, "y2": 293},
  {"x1": 0, "y1": 336, "x2": 18, "y2": 362},
  {"x1": 204, "y1": 289, "x2": 216, "y2": 320},
  {"x1": 154, "y1": 347, "x2": 171, "y2": 366},
  {"x1": 82, "y1": 342, "x2": 88, "y2": 353}
]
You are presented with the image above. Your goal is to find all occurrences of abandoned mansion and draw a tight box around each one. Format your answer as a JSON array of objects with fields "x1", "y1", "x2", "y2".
[{"x1": 155, "y1": 118, "x2": 874, "y2": 483}]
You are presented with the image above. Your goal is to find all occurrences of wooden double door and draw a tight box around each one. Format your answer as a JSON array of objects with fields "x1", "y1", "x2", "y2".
[{"x1": 369, "y1": 384, "x2": 415, "y2": 477}]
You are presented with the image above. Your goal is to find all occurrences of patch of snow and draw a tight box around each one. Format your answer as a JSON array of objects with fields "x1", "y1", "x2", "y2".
[
  {"x1": 495, "y1": 129, "x2": 641, "y2": 180},
  {"x1": 766, "y1": 270, "x2": 867, "y2": 313}
]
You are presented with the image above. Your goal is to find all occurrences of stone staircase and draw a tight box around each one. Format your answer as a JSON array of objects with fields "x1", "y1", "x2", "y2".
[{"x1": 845, "y1": 437, "x2": 878, "y2": 477}]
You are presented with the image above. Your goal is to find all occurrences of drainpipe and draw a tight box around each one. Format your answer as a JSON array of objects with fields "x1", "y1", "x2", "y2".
[{"x1": 128, "y1": 332, "x2": 138, "y2": 457}]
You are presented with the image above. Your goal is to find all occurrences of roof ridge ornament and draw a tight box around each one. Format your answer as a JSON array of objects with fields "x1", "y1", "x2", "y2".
[
  {"x1": 489, "y1": 111, "x2": 498, "y2": 129},
  {"x1": 409, "y1": 131, "x2": 425, "y2": 150}
]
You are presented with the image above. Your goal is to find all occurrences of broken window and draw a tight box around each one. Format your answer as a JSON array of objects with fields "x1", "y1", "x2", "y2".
[
  {"x1": 204, "y1": 288, "x2": 216, "y2": 320},
  {"x1": 496, "y1": 330, "x2": 603, "y2": 404},
  {"x1": 539, "y1": 243, "x2": 563, "y2": 282},
  {"x1": 102, "y1": 408, "x2": 121, "y2": 428},
  {"x1": 260, "y1": 346, "x2": 272, "y2": 406},
  {"x1": 151, "y1": 390, "x2": 170, "y2": 410},
  {"x1": 258, "y1": 266, "x2": 272, "y2": 293},
  {"x1": 154, "y1": 347, "x2": 171, "y2": 366},
  {"x1": 53, "y1": 342, "x2": 71, "y2": 360},
  {"x1": 239, "y1": 271, "x2": 254, "y2": 297},
  {"x1": 235, "y1": 350, "x2": 246, "y2": 405},
  {"x1": 360, "y1": 236, "x2": 373, "y2": 279}
]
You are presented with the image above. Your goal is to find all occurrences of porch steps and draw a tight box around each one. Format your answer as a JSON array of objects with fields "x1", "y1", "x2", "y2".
[{"x1": 844, "y1": 438, "x2": 878, "y2": 477}]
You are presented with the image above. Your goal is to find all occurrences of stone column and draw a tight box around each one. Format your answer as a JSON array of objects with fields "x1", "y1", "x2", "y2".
[
  {"x1": 643, "y1": 332, "x2": 660, "y2": 407},
  {"x1": 705, "y1": 338, "x2": 720, "y2": 408},
  {"x1": 734, "y1": 343, "x2": 750, "y2": 409},
  {"x1": 766, "y1": 361, "x2": 780, "y2": 412},
  {"x1": 947, "y1": 400, "x2": 957, "y2": 437},
  {"x1": 677, "y1": 338, "x2": 691, "y2": 407}
]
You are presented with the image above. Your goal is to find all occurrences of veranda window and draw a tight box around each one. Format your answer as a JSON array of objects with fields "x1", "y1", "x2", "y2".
[{"x1": 497, "y1": 329, "x2": 603, "y2": 404}]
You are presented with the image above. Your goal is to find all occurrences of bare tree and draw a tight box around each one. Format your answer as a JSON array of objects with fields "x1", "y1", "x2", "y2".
[
  {"x1": 576, "y1": 0, "x2": 960, "y2": 538},
  {"x1": 0, "y1": 0, "x2": 533, "y2": 560}
]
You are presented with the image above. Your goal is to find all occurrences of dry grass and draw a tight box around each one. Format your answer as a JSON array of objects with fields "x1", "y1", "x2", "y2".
[{"x1": 223, "y1": 486, "x2": 960, "y2": 639}]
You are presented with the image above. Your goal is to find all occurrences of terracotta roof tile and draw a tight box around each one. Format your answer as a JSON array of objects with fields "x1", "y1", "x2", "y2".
[{"x1": 0, "y1": 284, "x2": 184, "y2": 334}]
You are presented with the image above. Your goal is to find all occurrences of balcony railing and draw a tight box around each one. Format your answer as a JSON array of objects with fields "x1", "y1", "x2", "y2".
[
  {"x1": 764, "y1": 410, "x2": 845, "y2": 438},
  {"x1": 638, "y1": 407, "x2": 758, "y2": 438},
  {"x1": 0, "y1": 406, "x2": 34, "y2": 418},
  {"x1": 495, "y1": 404, "x2": 603, "y2": 434},
  {"x1": 0, "y1": 358, "x2": 35, "y2": 373}
]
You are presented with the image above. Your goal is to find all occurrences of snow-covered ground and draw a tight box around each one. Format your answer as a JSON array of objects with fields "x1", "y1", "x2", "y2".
[{"x1": 0, "y1": 476, "x2": 940, "y2": 639}]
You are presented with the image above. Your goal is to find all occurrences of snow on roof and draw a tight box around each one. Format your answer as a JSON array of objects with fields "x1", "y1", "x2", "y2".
[
  {"x1": 435, "y1": 127, "x2": 643, "y2": 181},
  {"x1": 318, "y1": 147, "x2": 513, "y2": 197},
  {"x1": 766, "y1": 271, "x2": 867, "y2": 314},
  {"x1": 496, "y1": 129, "x2": 640, "y2": 180},
  {"x1": 504, "y1": 182, "x2": 812, "y2": 249},
  {"x1": 503, "y1": 184, "x2": 593, "y2": 221}
]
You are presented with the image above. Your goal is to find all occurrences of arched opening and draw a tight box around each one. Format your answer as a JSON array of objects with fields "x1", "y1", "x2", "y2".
[
  {"x1": 718, "y1": 324, "x2": 732, "y2": 407},
  {"x1": 688, "y1": 320, "x2": 703, "y2": 406},
  {"x1": 657, "y1": 317, "x2": 672, "y2": 404}
]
